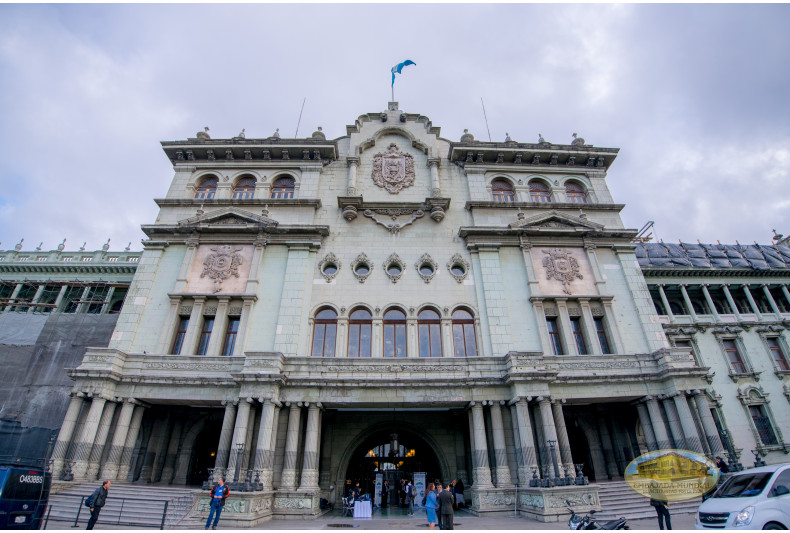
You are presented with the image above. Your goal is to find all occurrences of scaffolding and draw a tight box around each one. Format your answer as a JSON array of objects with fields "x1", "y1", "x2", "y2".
[{"x1": 0, "y1": 279, "x2": 129, "y2": 314}]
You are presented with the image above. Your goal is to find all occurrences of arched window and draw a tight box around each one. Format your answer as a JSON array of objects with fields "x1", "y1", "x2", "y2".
[
  {"x1": 311, "y1": 308, "x2": 337, "y2": 357},
  {"x1": 270, "y1": 176, "x2": 295, "y2": 199},
  {"x1": 232, "y1": 176, "x2": 256, "y2": 199},
  {"x1": 452, "y1": 308, "x2": 477, "y2": 357},
  {"x1": 529, "y1": 180, "x2": 551, "y2": 203},
  {"x1": 348, "y1": 308, "x2": 372, "y2": 358},
  {"x1": 565, "y1": 181, "x2": 588, "y2": 204},
  {"x1": 418, "y1": 308, "x2": 442, "y2": 358},
  {"x1": 383, "y1": 308, "x2": 407, "y2": 358},
  {"x1": 194, "y1": 176, "x2": 218, "y2": 199},
  {"x1": 491, "y1": 179, "x2": 515, "y2": 203}
]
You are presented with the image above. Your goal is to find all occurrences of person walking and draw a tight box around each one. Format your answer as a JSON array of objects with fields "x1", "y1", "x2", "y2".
[
  {"x1": 86, "y1": 480, "x2": 110, "y2": 530},
  {"x1": 438, "y1": 483, "x2": 455, "y2": 530},
  {"x1": 650, "y1": 496, "x2": 672, "y2": 530},
  {"x1": 435, "y1": 484, "x2": 443, "y2": 529},
  {"x1": 715, "y1": 456, "x2": 729, "y2": 473},
  {"x1": 425, "y1": 482, "x2": 439, "y2": 530},
  {"x1": 406, "y1": 479, "x2": 415, "y2": 516},
  {"x1": 382, "y1": 480, "x2": 389, "y2": 509},
  {"x1": 453, "y1": 478, "x2": 465, "y2": 508},
  {"x1": 205, "y1": 476, "x2": 230, "y2": 530}
]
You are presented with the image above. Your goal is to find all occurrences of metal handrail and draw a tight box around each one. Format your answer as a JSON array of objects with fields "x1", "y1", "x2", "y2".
[{"x1": 69, "y1": 495, "x2": 171, "y2": 530}]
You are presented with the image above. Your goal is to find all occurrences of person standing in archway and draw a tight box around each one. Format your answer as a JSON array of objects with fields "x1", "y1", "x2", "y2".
[
  {"x1": 438, "y1": 483, "x2": 455, "y2": 530},
  {"x1": 382, "y1": 480, "x2": 389, "y2": 509},
  {"x1": 425, "y1": 482, "x2": 439, "y2": 529}
]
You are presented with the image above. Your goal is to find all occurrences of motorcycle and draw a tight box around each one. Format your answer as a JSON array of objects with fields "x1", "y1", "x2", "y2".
[{"x1": 566, "y1": 501, "x2": 629, "y2": 530}]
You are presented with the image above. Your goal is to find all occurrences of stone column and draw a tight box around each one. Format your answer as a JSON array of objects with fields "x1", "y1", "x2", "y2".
[
  {"x1": 86, "y1": 400, "x2": 118, "y2": 479},
  {"x1": 679, "y1": 285, "x2": 698, "y2": 320},
  {"x1": 227, "y1": 398, "x2": 252, "y2": 482},
  {"x1": 579, "y1": 299, "x2": 602, "y2": 355},
  {"x1": 280, "y1": 402, "x2": 303, "y2": 490},
  {"x1": 645, "y1": 397, "x2": 672, "y2": 450},
  {"x1": 244, "y1": 236, "x2": 268, "y2": 294},
  {"x1": 601, "y1": 301, "x2": 626, "y2": 354},
  {"x1": 470, "y1": 402, "x2": 493, "y2": 488},
  {"x1": 635, "y1": 402, "x2": 658, "y2": 451},
  {"x1": 206, "y1": 297, "x2": 230, "y2": 356},
  {"x1": 762, "y1": 285, "x2": 782, "y2": 316},
  {"x1": 157, "y1": 297, "x2": 182, "y2": 353},
  {"x1": 552, "y1": 400, "x2": 574, "y2": 472},
  {"x1": 242, "y1": 407, "x2": 257, "y2": 474},
  {"x1": 662, "y1": 397, "x2": 686, "y2": 449},
  {"x1": 75, "y1": 285, "x2": 92, "y2": 314},
  {"x1": 488, "y1": 401, "x2": 512, "y2": 487},
  {"x1": 508, "y1": 405, "x2": 524, "y2": 485},
  {"x1": 182, "y1": 296, "x2": 207, "y2": 355},
  {"x1": 254, "y1": 399, "x2": 277, "y2": 488},
  {"x1": 299, "y1": 403, "x2": 322, "y2": 490},
  {"x1": 722, "y1": 285, "x2": 743, "y2": 319},
  {"x1": 692, "y1": 392, "x2": 725, "y2": 456},
  {"x1": 555, "y1": 299, "x2": 577, "y2": 355},
  {"x1": 27, "y1": 284, "x2": 45, "y2": 313},
  {"x1": 781, "y1": 286, "x2": 790, "y2": 310},
  {"x1": 118, "y1": 405, "x2": 145, "y2": 481},
  {"x1": 742, "y1": 285, "x2": 762, "y2": 317},
  {"x1": 99, "y1": 286, "x2": 116, "y2": 314},
  {"x1": 214, "y1": 401, "x2": 238, "y2": 479},
  {"x1": 160, "y1": 419, "x2": 184, "y2": 484},
  {"x1": 657, "y1": 285, "x2": 675, "y2": 322},
  {"x1": 701, "y1": 285, "x2": 721, "y2": 321},
  {"x1": 371, "y1": 316, "x2": 383, "y2": 358},
  {"x1": 514, "y1": 398, "x2": 537, "y2": 481},
  {"x1": 428, "y1": 159, "x2": 441, "y2": 197},
  {"x1": 52, "y1": 394, "x2": 85, "y2": 477},
  {"x1": 538, "y1": 398, "x2": 561, "y2": 477},
  {"x1": 268, "y1": 404, "x2": 282, "y2": 477},
  {"x1": 173, "y1": 240, "x2": 199, "y2": 293},
  {"x1": 101, "y1": 399, "x2": 136, "y2": 480},
  {"x1": 346, "y1": 157, "x2": 359, "y2": 195},
  {"x1": 233, "y1": 296, "x2": 256, "y2": 355},
  {"x1": 595, "y1": 407, "x2": 619, "y2": 479},
  {"x1": 467, "y1": 409, "x2": 477, "y2": 486},
  {"x1": 406, "y1": 316, "x2": 418, "y2": 358},
  {"x1": 71, "y1": 397, "x2": 108, "y2": 479},
  {"x1": 673, "y1": 393, "x2": 703, "y2": 453}
]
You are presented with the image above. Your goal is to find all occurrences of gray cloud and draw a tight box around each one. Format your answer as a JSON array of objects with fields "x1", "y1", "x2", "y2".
[{"x1": 1, "y1": 4, "x2": 788, "y2": 251}]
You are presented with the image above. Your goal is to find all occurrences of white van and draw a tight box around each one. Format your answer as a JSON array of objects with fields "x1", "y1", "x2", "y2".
[{"x1": 695, "y1": 463, "x2": 790, "y2": 530}]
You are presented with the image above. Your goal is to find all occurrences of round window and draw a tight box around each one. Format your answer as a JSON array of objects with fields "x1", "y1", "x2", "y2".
[
  {"x1": 387, "y1": 264, "x2": 402, "y2": 276},
  {"x1": 322, "y1": 263, "x2": 338, "y2": 276},
  {"x1": 450, "y1": 264, "x2": 465, "y2": 276},
  {"x1": 419, "y1": 263, "x2": 434, "y2": 276},
  {"x1": 355, "y1": 263, "x2": 370, "y2": 276}
]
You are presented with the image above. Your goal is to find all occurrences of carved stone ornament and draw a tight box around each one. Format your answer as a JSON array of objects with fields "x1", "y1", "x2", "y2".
[
  {"x1": 415, "y1": 253, "x2": 439, "y2": 284},
  {"x1": 446, "y1": 253, "x2": 471, "y2": 283},
  {"x1": 542, "y1": 248, "x2": 583, "y2": 294},
  {"x1": 318, "y1": 252, "x2": 341, "y2": 282},
  {"x1": 363, "y1": 208, "x2": 425, "y2": 234},
  {"x1": 382, "y1": 253, "x2": 406, "y2": 283},
  {"x1": 372, "y1": 143, "x2": 416, "y2": 194},
  {"x1": 200, "y1": 245, "x2": 244, "y2": 293},
  {"x1": 351, "y1": 252, "x2": 374, "y2": 283}
]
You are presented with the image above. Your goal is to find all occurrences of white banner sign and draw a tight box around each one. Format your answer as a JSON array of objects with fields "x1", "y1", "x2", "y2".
[
  {"x1": 414, "y1": 472, "x2": 426, "y2": 509},
  {"x1": 374, "y1": 474, "x2": 383, "y2": 508}
]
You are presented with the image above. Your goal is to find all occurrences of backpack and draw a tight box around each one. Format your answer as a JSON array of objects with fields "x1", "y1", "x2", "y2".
[
  {"x1": 85, "y1": 493, "x2": 94, "y2": 508},
  {"x1": 410, "y1": 485, "x2": 416, "y2": 498}
]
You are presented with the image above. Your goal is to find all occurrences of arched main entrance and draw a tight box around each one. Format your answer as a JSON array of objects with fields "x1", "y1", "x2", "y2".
[
  {"x1": 187, "y1": 419, "x2": 222, "y2": 486},
  {"x1": 343, "y1": 427, "x2": 443, "y2": 505}
]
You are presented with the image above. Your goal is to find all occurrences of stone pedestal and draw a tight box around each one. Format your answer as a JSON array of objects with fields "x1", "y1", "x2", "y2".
[
  {"x1": 468, "y1": 484, "x2": 600, "y2": 522},
  {"x1": 189, "y1": 490, "x2": 322, "y2": 527}
]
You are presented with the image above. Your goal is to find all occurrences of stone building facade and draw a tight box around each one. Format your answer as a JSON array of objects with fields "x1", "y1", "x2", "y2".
[{"x1": 39, "y1": 103, "x2": 788, "y2": 522}]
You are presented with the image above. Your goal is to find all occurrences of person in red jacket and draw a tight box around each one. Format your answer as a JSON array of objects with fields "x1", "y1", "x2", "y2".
[{"x1": 205, "y1": 477, "x2": 229, "y2": 530}]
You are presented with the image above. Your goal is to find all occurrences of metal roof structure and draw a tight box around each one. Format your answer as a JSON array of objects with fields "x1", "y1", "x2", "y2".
[{"x1": 635, "y1": 242, "x2": 790, "y2": 270}]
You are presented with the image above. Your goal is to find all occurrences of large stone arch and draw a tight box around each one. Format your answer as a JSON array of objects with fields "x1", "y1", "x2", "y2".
[{"x1": 332, "y1": 418, "x2": 453, "y2": 496}]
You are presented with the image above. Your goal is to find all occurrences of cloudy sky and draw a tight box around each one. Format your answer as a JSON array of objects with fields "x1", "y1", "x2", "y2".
[{"x1": 1, "y1": 4, "x2": 788, "y2": 252}]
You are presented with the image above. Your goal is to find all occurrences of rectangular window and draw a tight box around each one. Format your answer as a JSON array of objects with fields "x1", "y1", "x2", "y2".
[
  {"x1": 749, "y1": 405, "x2": 778, "y2": 446},
  {"x1": 383, "y1": 324, "x2": 407, "y2": 357},
  {"x1": 108, "y1": 257, "x2": 118, "y2": 262},
  {"x1": 82, "y1": 257, "x2": 92, "y2": 262},
  {"x1": 37, "y1": 257, "x2": 47, "y2": 262},
  {"x1": 570, "y1": 317, "x2": 588, "y2": 355},
  {"x1": 196, "y1": 317, "x2": 214, "y2": 355},
  {"x1": 19, "y1": 257, "x2": 29, "y2": 262},
  {"x1": 62, "y1": 257, "x2": 72, "y2": 262},
  {"x1": 171, "y1": 316, "x2": 190, "y2": 355},
  {"x1": 767, "y1": 337, "x2": 790, "y2": 371},
  {"x1": 348, "y1": 323, "x2": 372, "y2": 357},
  {"x1": 723, "y1": 339, "x2": 746, "y2": 373},
  {"x1": 594, "y1": 317, "x2": 612, "y2": 354},
  {"x1": 222, "y1": 318, "x2": 240, "y2": 356},
  {"x1": 546, "y1": 317, "x2": 563, "y2": 355},
  {"x1": 128, "y1": 257, "x2": 139, "y2": 263},
  {"x1": 418, "y1": 323, "x2": 442, "y2": 357}
]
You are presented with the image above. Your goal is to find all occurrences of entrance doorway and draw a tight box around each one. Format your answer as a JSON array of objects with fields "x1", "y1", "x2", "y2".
[
  {"x1": 344, "y1": 428, "x2": 442, "y2": 505},
  {"x1": 187, "y1": 420, "x2": 222, "y2": 486}
]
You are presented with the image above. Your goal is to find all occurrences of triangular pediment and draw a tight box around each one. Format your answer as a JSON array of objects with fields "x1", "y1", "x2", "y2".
[
  {"x1": 509, "y1": 210, "x2": 604, "y2": 231},
  {"x1": 177, "y1": 207, "x2": 279, "y2": 228}
]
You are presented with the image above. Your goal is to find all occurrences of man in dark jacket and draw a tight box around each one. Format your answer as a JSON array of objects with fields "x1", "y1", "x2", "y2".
[
  {"x1": 86, "y1": 480, "x2": 110, "y2": 530},
  {"x1": 438, "y1": 483, "x2": 455, "y2": 530},
  {"x1": 650, "y1": 496, "x2": 671, "y2": 530},
  {"x1": 205, "y1": 477, "x2": 229, "y2": 530}
]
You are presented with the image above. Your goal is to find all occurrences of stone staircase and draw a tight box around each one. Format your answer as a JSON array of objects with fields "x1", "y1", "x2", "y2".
[
  {"x1": 593, "y1": 480, "x2": 700, "y2": 521},
  {"x1": 44, "y1": 482, "x2": 201, "y2": 529}
]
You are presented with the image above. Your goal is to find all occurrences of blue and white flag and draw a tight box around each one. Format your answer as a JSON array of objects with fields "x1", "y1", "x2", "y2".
[{"x1": 391, "y1": 60, "x2": 416, "y2": 86}]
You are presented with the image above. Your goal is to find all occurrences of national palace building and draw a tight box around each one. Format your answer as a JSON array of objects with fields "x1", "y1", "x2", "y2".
[{"x1": 1, "y1": 102, "x2": 788, "y2": 523}]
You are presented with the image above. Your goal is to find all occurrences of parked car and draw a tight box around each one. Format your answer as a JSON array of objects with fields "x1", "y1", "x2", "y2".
[{"x1": 695, "y1": 462, "x2": 790, "y2": 530}]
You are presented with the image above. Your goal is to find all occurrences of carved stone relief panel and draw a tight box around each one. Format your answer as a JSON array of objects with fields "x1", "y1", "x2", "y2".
[
  {"x1": 531, "y1": 247, "x2": 596, "y2": 295},
  {"x1": 415, "y1": 253, "x2": 438, "y2": 284},
  {"x1": 186, "y1": 245, "x2": 253, "y2": 294},
  {"x1": 318, "y1": 252, "x2": 341, "y2": 282},
  {"x1": 446, "y1": 253, "x2": 471, "y2": 283},
  {"x1": 382, "y1": 253, "x2": 406, "y2": 283},
  {"x1": 351, "y1": 253, "x2": 374, "y2": 283}
]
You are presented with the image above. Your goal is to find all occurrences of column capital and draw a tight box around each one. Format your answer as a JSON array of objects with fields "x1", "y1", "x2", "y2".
[
  {"x1": 551, "y1": 397, "x2": 566, "y2": 404},
  {"x1": 346, "y1": 157, "x2": 359, "y2": 166},
  {"x1": 427, "y1": 158, "x2": 440, "y2": 168}
]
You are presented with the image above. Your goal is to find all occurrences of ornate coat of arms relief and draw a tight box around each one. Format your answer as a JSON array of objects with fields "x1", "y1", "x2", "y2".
[
  {"x1": 372, "y1": 143, "x2": 415, "y2": 194},
  {"x1": 542, "y1": 248, "x2": 583, "y2": 294},
  {"x1": 201, "y1": 245, "x2": 243, "y2": 293}
]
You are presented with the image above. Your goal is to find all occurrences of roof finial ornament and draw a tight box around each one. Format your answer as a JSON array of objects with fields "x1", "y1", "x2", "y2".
[
  {"x1": 272, "y1": 128, "x2": 280, "y2": 139},
  {"x1": 102, "y1": 238, "x2": 111, "y2": 252},
  {"x1": 57, "y1": 239, "x2": 66, "y2": 252},
  {"x1": 79, "y1": 242, "x2": 86, "y2": 251},
  {"x1": 15, "y1": 238, "x2": 23, "y2": 251},
  {"x1": 538, "y1": 133, "x2": 546, "y2": 143},
  {"x1": 311, "y1": 126, "x2": 326, "y2": 140},
  {"x1": 238, "y1": 128, "x2": 245, "y2": 139},
  {"x1": 505, "y1": 132, "x2": 512, "y2": 142},
  {"x1": 35, "y1": 242, "x2": 43, "y2": 251},
  {"x1": 124, "y1": 242, "x2": 131, "y2": 252},
  {"x1": 460, "y1": 129, "x2": 475, "y2": 142},
  {"x1": 571, "y1": 132, "x2": 585, "y2": 146},
  {"x1": 772, "y1": 229, "x2": 783, "y2": 241},
  {"x1": 196, "y1": 126, "x2": 210, "y2": 140}
]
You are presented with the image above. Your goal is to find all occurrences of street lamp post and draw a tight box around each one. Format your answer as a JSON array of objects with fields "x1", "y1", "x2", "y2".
[{"x1": 233, "y1": 443, "x2": 245, "y2": 491}]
